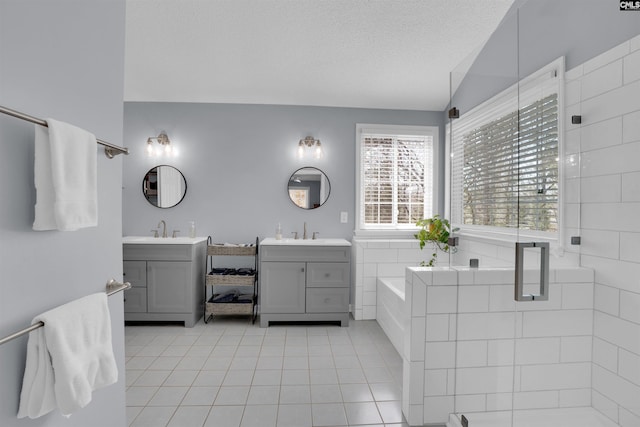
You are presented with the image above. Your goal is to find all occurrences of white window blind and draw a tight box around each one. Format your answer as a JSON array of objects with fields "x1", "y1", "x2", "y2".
[
  {"x1": 450, "y1": 59, "x2": 562, "y2": 233},
  {"x1": 360, "y1": 132, "x2": 433, "y2": 229}
]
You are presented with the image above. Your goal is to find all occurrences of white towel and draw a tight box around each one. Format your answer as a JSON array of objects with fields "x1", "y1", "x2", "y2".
[
  {"x1": 33, "y1": 118, "x2": 98, "y2": 231},
  {"x1": 17, "y1": 293, "x2": 118, "y2": 419}
]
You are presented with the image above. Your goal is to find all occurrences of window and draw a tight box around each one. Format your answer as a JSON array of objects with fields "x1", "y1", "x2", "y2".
[
  {"x1": 356, "y1": 124, "x2": 438, "y2": 233},
  {"x1": 449, "y1": 58, "x2": 563, "y2": 235}
]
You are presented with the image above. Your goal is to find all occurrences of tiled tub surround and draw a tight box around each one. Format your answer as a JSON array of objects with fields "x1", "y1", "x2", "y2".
[
  {"x1": 376, "y1": 277, "x2": 406, "y2": 357},
  {"x1": 401, "y1": 266, "x2": 595, "y2": 426},
  {"x1": 352, "y1": 238, "x2": 441, "y2": 321}
]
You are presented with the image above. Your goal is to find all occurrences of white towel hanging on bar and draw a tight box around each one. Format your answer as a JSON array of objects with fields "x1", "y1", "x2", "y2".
[
  {"x1": 32, "y1": 119, "x2": 98, "y2": 231},
  {"x1": 17, "y1": 293, "x2": 118, "y2": 419}
]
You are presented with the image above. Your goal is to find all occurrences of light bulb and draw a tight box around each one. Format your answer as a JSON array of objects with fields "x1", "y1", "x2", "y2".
[
  {"x1": 314, "y1": 142, "x2": 323, "y2": 159},
  {"x1": 146, "y1": 139, "x2": 154, "y2": 156},
  {"x1": 297, "y1": 141, "x2": 305, "y2": 158}
]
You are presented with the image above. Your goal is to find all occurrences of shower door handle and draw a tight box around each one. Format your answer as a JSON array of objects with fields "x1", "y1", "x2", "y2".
[{"x1": 515, "y1": 242, "x2": 549, "y2": 302}]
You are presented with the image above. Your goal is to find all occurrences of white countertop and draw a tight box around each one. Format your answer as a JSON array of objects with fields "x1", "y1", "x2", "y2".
[
  {"x1": 260, "y1": 237, "x2": 351, "y2": 247},
  {"x1": 123, "y1": 236, "x2": 208, "y2": 244}
]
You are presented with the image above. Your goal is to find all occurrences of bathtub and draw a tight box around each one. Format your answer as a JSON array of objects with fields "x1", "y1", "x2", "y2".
[
  {"x1": 376, "y1": 277, "x2": 405, "y2": 356},
  {"x1": 447, "y1": 407, "x2": 619, "y2": 427}
]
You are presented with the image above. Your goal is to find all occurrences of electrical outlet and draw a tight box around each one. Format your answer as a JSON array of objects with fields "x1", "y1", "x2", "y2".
[{"x1": 340, "y1": 211, "x2": 348, "y2": 223}]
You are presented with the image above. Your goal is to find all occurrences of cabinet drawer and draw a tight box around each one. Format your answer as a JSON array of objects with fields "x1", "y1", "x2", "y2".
[
  {"x1": 306, "y1": 263, "x2": 350, "y2": 288},
  {"x1": 124, "y1": 244, "x2": 194, "y2": 261},
  {"x1": 123, "y1": 261, "x2": 147, "y2": 287},
  {"x1": 261, "y1": 246, "x2": 350, "y2": 262},
  {"x1": 124, "y1": 287, "x2": 147, "y2": 313},
  {"x1": 306, "y1": 288, "x2": 349, "y2": 313}
]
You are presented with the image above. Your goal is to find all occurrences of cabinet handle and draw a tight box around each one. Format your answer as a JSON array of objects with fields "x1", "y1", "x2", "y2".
[
  {"x1": 301, "y1": 268, "x2": 305, "y2": 273},
  {"x1": 324, "y1": 273, "x2": 330, "y2": 278}
]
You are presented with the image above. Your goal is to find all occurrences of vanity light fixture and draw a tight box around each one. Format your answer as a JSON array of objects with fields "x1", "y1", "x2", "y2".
[
  {"x1": 297, "y1": 136, "x2": 323, "y2": 159},
  {"x1": 146, "y1": 131, "x2": 173, "y2": 157}
]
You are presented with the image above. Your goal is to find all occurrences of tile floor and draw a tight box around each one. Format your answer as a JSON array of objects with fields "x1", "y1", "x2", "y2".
[{"x1": 125, "y1": 317, "x2": 410, "y2": 427}]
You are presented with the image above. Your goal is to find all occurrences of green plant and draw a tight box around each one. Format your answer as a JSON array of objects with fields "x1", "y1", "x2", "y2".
[{"x1": 414, "y1": 215, "x2": 459, "y2": 266}]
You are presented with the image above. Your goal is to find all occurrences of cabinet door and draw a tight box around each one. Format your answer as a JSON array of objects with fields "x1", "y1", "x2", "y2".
[
  {"x1": 260, "y1": 262, "x2": 306, "y2": 314},
  {"x1": 123, "y1": 260, "x2": 147, "y2": 288},
  {"x1": 147, "y1": 261, "x2": 192, "y2": 313},
  {"x1": 124, "y1": 287, "x2": 147, "y2": 313}
]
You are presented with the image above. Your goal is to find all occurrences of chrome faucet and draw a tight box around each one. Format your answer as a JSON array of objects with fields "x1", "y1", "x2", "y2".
[
  {"x1": 158, "y1": 220, "x2": 167, "y2": 238},
  {"x1": 303, "y1": 222, "x2": 307, "y2": 240}
]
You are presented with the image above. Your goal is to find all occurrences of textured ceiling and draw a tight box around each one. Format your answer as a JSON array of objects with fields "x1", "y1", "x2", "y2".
[{"x1": 124, "y1": 0, "x2": 514, "y2": 111}]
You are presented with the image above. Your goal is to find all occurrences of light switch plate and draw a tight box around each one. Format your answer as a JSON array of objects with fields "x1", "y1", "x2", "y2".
[{"x1": 340, "y1": 211, "x2": 348, "y2": 223}]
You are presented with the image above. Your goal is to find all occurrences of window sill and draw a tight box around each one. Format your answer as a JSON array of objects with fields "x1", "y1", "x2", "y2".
[
  {"x1": 454, "y1": 226, "x2": 558, "y2": 244},
  {"x1": 353, "y1": 229, "x2": 418, "y2": 240}
]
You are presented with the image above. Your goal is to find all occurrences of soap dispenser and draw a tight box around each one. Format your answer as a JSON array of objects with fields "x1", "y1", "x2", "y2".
[
  {"x1": 188, "y1": 221, "x2": 196, "y2": 238},
  {"x1": 275, "y1": 223, "x2": 282, "y2": 240}
]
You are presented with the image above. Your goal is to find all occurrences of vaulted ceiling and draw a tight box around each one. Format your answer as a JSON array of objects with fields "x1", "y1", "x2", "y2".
[{"x1": 124, "y1": 0, "x2": 514, "y2": 111}]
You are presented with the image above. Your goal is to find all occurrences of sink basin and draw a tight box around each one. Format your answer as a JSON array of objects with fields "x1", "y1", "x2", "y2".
[
  {"x1": 123, "y1": 236, "x2": 208, "y2": 244},
  {"x1": 261, "y1": 237, "x2": 351, "y2": 246}
]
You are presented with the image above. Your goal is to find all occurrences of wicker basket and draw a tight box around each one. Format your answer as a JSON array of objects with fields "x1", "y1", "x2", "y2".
[
  {"x1": 206, "y1": 274, "x2": 255, "y2": 286},
  {"x1": 207, "y1": 245, "x2": 256, "y2": 256},
  {"x1": 206, "y1": 302, "x2": 253, "y2": 315}
]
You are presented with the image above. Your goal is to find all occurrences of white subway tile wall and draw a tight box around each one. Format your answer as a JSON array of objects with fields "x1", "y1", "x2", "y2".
[{"x1": 571, "y1": 33, "x2": 640, "y2": 425}]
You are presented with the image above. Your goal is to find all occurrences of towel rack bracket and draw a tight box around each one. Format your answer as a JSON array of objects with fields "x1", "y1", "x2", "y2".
[{"x1": 0, "y1": 104, "x2": 129, "y2": 158}]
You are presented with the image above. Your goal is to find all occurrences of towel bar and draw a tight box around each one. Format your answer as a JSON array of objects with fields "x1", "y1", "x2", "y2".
[
  {"x1": 0, "y1": 105, "x2": 129, "y2": 158},
  {"x1": 0, "y1": 280, "x2": 131, "y2": 346}
]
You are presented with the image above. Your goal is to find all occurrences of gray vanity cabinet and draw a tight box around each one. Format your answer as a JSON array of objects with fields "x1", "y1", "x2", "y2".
[
  {"x1": 123, "y1": 240, "x2": 206, "y2": 327},
  {"x1": 259, "y1": 244, "x2": 350, "y2": 327}
]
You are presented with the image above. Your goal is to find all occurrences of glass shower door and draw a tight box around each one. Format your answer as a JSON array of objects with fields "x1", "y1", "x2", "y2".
[{"x1": 446, "y1": 5, "x2": 525, "y2": 426}]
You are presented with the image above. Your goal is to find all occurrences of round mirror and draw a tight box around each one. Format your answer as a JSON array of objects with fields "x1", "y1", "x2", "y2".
[
  {"x1": 287, "y1": 167, "x2": 331, "y2": 209},
  {"x1": 142, "y1": 165, "x2": 187, "y2": 208}
]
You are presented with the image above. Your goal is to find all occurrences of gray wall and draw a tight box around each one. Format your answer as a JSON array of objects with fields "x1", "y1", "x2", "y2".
[
  {"x1": 0, "y1": 1, "x2": 126, "y2": 426},
  {"x1": 123, "y1": 102, "x2": 444, "y2": 243},
  {"x1": 451, "y1": 0, "x2": 640, "y2": 115}
]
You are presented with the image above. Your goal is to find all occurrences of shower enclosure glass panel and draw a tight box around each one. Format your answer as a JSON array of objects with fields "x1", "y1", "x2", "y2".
[
  {"x1": 447, "y1": 6, "x2": 520, "y2": 426},
  {"x1": 447, "y1": 1, "x2": 586, "y2": 426}
]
